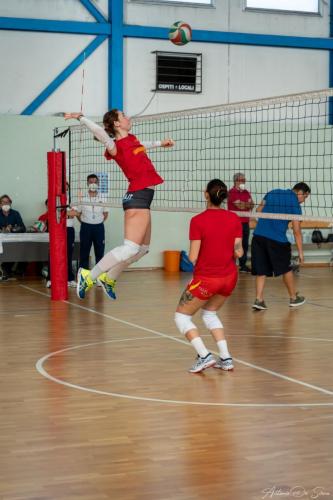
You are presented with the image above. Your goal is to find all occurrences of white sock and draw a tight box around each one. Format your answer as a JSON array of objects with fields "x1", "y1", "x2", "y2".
[
  {"x1": 190, "y1": 337, "x2": 209, "y2": 358},
  {"x1": 90, "y1": 264, "x2": 104, "y2": 281},
  {"x1": 217, "y1": 340, "x2": 231, "y2": 360},
  {"x1": 107, "y1": 261, "x2": 129, "y2": 280},
  {"x1": 107, "y1": 244, "x2": 150, "y2": 280},
  {"x1": 96, "y1": 250, "x2": 121, "y2": 273}
]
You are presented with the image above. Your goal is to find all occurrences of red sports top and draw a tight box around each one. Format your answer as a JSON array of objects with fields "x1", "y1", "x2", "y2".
[
  {"x1": 190, "y1": 209, "x2": 242, "y2": 277},
  {"x1": 227, "y1": 187, "x2": 252, "y2": 223},
  {"x1": 104, "y1": 134, "x2": 164, "y2": 192}
]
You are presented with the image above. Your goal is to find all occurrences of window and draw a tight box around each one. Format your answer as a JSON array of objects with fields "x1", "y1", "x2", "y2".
[
  {"x1": 245, "y1": 0, "x2": 319, "y2": 14},
  {"x1": 154, "y1": 51, "x2": 202, "y2": 94}
]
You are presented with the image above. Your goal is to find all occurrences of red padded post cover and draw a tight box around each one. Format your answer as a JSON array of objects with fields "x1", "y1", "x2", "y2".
[{"x1": 47, "y1": 151, "x2": 68, "y2": 301}]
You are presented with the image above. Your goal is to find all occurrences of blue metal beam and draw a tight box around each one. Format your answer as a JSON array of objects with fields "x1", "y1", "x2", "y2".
[
  {"x1": 0, "y1": 17, "x2": 110, "y2": 35},
  {"x1": 79, "y1": 0, "x2": 107, "y2": 23},
  {"x1": 109, "y1": 0, "x2": 123, "y2": 110},
  {"x1": 1, "y1": 3, "x2": 332, "y2": 116},
  {"x1": 2, "y1": 17, "x2": 333, "y2": 51},
  {"x1": 124, "y1": 24, "x2": 333, "y2": 51},
  {"x1": 21, "y1": 35, "x2": 107, "y2": 115}
]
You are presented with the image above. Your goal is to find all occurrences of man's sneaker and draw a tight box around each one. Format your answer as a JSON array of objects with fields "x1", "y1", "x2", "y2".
[
  {"x1": 77, "y1": 268, "x2": 95, "y2": 299},
  {"x1": 97, "y1": 273, "x2": 117, "y2": 300},
  {"x1": 68, "y1": 280, "x2": 77, "y2": 288},
  {"x1": 252, "y1": 299, "x2": 267, "y2": 310},
  {"x1": 214, "y1": 357, "x2": 234, "y2": 371},
  {"x1": 240, "y1": 265, "x2": 251, "y2": 273},
  {"x1": 188, "y1": 353, "x2": 216, "y2": 373},
  {"x1": 46, "y1": 280, "x2": 51, "y2": 288},
  {"x1": 289, "y1": 293, "x2": 306, "y2": 308}
]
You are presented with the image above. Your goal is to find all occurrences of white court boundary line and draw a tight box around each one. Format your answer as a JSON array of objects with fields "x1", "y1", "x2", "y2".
[
  {"x1": 20, "y1": 285, "x2": 333, "y2": 408},
  {"x1": 35, "y1": 338, "x2": 333, "y2": 408}
]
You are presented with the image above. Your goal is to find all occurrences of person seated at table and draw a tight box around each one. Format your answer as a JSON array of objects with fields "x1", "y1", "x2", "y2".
[
  {"x1": 38, "y1": 199, "x2": 49, "y2": 232},
  {"x1": 0, "y1": 194, "x2": 26, "y2": 278},
  {"x1": 36, "y1": 199, "x2": 49, "y2": 279}
]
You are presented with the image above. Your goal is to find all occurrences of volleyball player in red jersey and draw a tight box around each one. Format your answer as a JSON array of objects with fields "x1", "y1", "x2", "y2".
[
  {"x1": 64, "y1": 110, "x2": 174, "y2": 300},
  {"x1": 174, "y1": 179, "x2": 243, "y2": 373}
]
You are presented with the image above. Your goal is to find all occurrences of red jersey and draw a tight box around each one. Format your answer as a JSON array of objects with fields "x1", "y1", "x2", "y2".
[
  {"x1": 190, "y1": 209, "x2": 242, "y2": 277},
  {"x1": 104, "y1": 134, "x2": 164, "y2": 192},
  {"x1": 227, "y1": 187, "x2": 252, "y2": 223},
  {"x1": 38, "y1": 212, "x2": 48, "y2": 223}
]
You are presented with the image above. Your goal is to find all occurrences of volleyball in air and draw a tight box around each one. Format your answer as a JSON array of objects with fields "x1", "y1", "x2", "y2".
[{"x1": 169, "y1": 21, "x2": 192, "y2": 46}]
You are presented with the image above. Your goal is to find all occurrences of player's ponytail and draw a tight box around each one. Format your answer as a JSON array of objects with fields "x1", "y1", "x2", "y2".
[
  {"x1": 206, "y1": 179, "x2": 228, "y2": 206},
  {"x1": 103, "y1": 109, "x2": 120, "y2": 137}
]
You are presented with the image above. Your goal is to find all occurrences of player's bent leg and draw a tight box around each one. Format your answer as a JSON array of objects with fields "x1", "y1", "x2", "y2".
[
  {"x1": 124, "y1": 209, "x2": 151, "y2": 245},
  {"x1": 202, "y1": 295, "x2": 234, "y2": 371},
  {"x1": 96, "y1": 240, "x2": 141, "y2": 300},
  {"x1": 174, "y1": 312, "x2": 215, "y2": 373}
]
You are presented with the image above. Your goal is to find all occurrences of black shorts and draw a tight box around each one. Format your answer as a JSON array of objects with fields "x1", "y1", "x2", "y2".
[
  {"x1": 122, "y1": 188, "x2": 155, "y2": 211},
  {"x1": 251, "y1": 235, "x2": 292, "y2": 277}
]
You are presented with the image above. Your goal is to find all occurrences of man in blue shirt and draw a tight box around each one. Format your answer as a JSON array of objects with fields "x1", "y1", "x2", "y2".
[{"x1": 251, "y1": 182, "x2": 311, "y2": 310}]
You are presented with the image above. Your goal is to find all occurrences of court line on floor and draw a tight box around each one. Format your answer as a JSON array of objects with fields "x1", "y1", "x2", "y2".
[
  {"x1": 202, "y1": 334, "x2": 333, "y2": 342},
  {"x1": 35, "y1": 337, "x2": 333, "y2": 408},
  {"x1": 22, "y1": 285, "x2": 333, "y2": 405}
]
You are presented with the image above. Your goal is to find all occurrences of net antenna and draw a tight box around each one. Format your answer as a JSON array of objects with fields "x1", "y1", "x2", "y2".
[{"x1": 76, "y1": 51, "x2": 87, "y2": 206}]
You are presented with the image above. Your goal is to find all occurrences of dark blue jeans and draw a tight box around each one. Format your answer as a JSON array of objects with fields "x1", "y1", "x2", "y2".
[
  {"x1": 67, "y1": 227, "x2": 75, "y2": 281},
  {"x1": 79, "y1": 222, "x2": 105, "y2": 269}
]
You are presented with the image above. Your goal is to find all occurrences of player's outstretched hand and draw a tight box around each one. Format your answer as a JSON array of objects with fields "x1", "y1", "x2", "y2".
[
  {"x1": 64, "y1": 112, "x2": 83, "y2": 121},
  {"x1": 161, "y1": 139, "x2": 175, "y2": 148}
]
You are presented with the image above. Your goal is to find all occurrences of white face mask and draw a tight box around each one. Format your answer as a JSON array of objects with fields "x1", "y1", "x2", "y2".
[
  {"x1": 88, "y1": 183, "x2": 98, "y2": 192},
  {"x1": 239, "y1": 183, "x2": 246, "y2": 191},
  {"x1": 2, "y1": 204, "x2": 11, "y2": 212}
]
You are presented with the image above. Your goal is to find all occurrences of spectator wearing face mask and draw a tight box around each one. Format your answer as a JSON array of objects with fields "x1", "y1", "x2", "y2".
[
  {"x1": 76, "y1": 174, "x2": 109, "y2": 270},
  {"x1": 0, "y1": 194, "x2": 26, "y2": 278},
  {"x1": 0, "y1": 194, "x2": 26, "y2": 233},
  {"x1": 227, "y1": 173, "x2": 254, "y2": 273}
]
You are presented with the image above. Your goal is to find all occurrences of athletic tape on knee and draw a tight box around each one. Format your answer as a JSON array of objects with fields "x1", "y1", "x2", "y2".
[
  {"x1": 201, "y1": 309, "x2": 223, "y2": 330},
  {"x1": 174, "y1": 312, "x2": 197, "y2": 335},
  {"x1": 111, "y1": 239, "x2": 140, "y2": 262}
]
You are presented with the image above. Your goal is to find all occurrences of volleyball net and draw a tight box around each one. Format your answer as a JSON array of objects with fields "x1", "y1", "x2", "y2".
[{"x1": 56, "y1": 88, "x2": 333, "y2": 222}]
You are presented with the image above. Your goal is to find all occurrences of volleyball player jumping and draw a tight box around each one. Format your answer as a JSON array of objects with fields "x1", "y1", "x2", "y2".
[
  {"x1": 174, "y1": 179, "x2": 243, "y2": 373},
  {"x1": 64, "y1": 110, "x2": 174, "y2": 300}
]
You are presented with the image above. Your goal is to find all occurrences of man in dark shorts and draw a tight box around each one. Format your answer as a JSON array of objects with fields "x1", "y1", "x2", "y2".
[{"x1": 251, "y1": 182, "x2": 311, "y2": 310}]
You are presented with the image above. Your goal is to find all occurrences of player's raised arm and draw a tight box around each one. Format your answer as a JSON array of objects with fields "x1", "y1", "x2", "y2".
[{"x1": 64, "y1": 113, "x2": 117, "y2": 156}]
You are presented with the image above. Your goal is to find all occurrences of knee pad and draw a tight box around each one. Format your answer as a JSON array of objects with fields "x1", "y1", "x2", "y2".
[
  {"x1": 201, "y1": 309, "x2": 223, "y2": 330},
  {"x1": 111, "y1": 239, "x2": 141, "y2": 262},
  {"x1": 174, "y1": 312, "x2": 197, "y2": 335}
]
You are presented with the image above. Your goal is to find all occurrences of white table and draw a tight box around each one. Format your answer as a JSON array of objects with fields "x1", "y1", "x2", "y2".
[{"x1": 0, "y1": 233, "x2": 79, "y2": 262}]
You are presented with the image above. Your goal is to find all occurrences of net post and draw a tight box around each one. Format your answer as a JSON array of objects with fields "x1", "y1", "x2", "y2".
[{"x1": 47, "y1": 151, "x2": 68, "y2": 301}]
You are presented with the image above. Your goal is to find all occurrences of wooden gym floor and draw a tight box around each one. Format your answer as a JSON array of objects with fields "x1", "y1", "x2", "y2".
[{"x1": 1, "y1": 268, "x2": 333, "y2": 500}]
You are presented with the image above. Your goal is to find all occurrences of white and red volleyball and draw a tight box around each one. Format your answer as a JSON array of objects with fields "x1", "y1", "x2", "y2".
[{"x1": 169, "y1": 21, "x2": 192, "y2": 46}]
